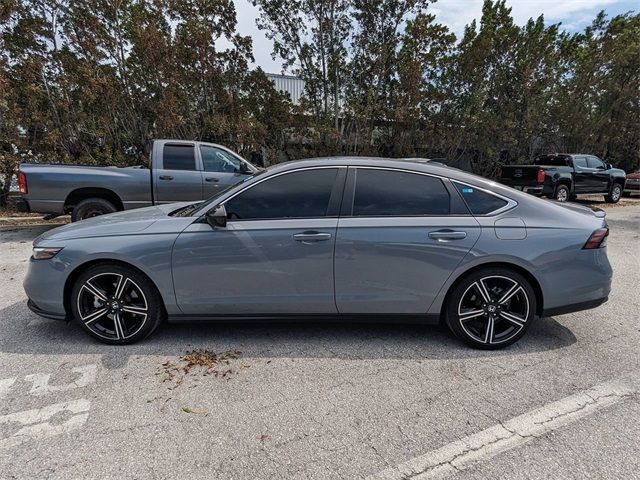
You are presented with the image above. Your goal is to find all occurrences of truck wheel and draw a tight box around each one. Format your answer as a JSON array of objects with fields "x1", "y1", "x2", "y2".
[
  {"x1": 604, "y1": 184, "x2": 622, "y2": 203},
  {"x1": 554, "y1": 185, "x2": 570, "y2": 202},
  {"x1": 71, "y1": 198, "x2": 117, "y2": 222}
]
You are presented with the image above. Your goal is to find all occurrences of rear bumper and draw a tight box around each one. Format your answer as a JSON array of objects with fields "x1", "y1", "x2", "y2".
[
  {"x1": 16, "y1": 199, "x2": 30, "y2": 213},
  {"x1": 542, "y1": 296, "x2": 608, "y2": 317}
]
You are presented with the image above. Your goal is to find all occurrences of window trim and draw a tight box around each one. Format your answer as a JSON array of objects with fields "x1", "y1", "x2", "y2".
[
  {"x1": 218, "y1": 166, "x2": 346, "y2": 222},
  {"x1": 342, "y1": 166, "x2": 452, "y2": 218},
  {"x1": 452, "y1": 180, "x2": 517, "y2": 216}
]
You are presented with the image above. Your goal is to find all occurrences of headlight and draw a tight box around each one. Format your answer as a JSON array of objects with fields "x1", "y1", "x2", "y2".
[{"x1": 32, "y1": 247, "x2": 63, "y2": 260}]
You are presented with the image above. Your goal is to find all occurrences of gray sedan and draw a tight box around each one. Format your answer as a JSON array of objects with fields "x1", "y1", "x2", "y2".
[{"x1": 23, "y1": 158, "x2": 612, "y2": 349}]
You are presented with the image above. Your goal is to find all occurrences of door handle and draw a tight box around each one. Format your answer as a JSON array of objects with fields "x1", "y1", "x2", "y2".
[
  {"x1": 159, "y1": 175, "x2": 174, "y2": 180},
  {"x1": 293, "y1": 231, "x2": 332, "y2": 243},
  {"x1": 205, "y1": 177, "x2": 219, "y2": 182},
  {"x1": 428, "y1": 230, "x2": 467, "y2": 241}
]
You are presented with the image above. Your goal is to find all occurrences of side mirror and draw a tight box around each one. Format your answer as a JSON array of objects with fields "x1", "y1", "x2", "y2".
[
  {"x1": 607, "y1": 163, "x2": 613, "y2": 170},
  {"x1": 239, "y1": 162, "x2": 251, "y2": 174},
  {"x1": 205, "y1": 204, "x2": 227, "y2": 228}
]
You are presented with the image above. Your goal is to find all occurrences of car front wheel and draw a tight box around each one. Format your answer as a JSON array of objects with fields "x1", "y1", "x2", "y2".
[
  {"x1": 445, "y1": 268, "x2": 536, "y2": 349},
  {"x1": 70, "y1": 263, "x2": 165, "y2": 344}
]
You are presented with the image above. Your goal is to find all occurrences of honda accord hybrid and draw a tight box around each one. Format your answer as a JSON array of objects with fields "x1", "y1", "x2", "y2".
[{"x1": 23, "y1": 158, "x2": 612, "y2": 349}]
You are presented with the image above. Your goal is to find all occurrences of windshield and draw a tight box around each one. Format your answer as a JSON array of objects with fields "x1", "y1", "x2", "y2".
[{"x1": 177, "y1": 169, "x2": 267, "y2": 217}]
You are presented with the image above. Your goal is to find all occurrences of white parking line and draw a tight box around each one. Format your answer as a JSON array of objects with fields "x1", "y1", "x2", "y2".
[
  {"x1": 0, "y1": 399, "x2": 91, "y2": 450},
  {"x1": 0, "y1": 377, "x2": 17, "y2": 399},
  {"x1": 368, "y1": 377, "x2": 637, "y2": 480},
  {"x1": 24, "y1": 364, "x2": 98, "y2": 396}
]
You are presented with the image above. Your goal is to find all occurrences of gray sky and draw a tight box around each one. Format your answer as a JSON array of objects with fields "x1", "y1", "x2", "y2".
[{"x1": 232, "y1": 0, "x2": 638, "y2": 73}]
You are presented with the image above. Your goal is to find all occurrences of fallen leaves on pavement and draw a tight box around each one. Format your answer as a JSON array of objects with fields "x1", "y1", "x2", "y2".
[{"x1": 156, "y1": 348, "x2": 246, "y2": 387}]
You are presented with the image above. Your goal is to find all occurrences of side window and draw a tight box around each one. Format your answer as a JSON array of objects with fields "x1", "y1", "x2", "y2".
[
  {"x1": 201, "y1": 146, "x2": 242, "y2": 173},
  {"x1": 224, "y1": 169, "x2": 338, "y2": 220},
  {"x1": 454, "y1": 182, "x2": 508, "y2": 215},
  {"x1": 573, "y1": 157, "x2": 588, "y2": 168},
  {"x1": 163, "y1": 144, "x2": 196, "y2": 171},
  {"x1": 352, "y1": 169, "x2": 449, "y2": 216},
  {"x1": 587, "y1": 156, "x2": 605, "y2": 169}
]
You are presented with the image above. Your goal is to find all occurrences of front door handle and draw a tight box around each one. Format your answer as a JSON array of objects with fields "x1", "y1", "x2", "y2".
[
  {"x1": 428, "y1": 230, "x2": 467, "y2": 241},
  {"x1": 205, "y1": 177, "x2": 219, "y2": 182},
  {"x1": 159, "y1": 175, "x2": 174, "y2": 180},
  {"x1": 293, "y1": 231, "x2": 333, "y2": 243}
]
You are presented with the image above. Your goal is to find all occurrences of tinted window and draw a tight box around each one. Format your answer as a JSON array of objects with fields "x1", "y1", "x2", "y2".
[
  {"x1": 534, "y1": 156, "x2": 569, "y2": 166},
  {"x1": 587, "y1": 156, "x2": 605, "y2": 169},
  {"x1": 201, "y1": 146, "x2": 242, "y2": 173},
  {"x1": 352, "y1": 169, "x2": 449, "y2": 216},
  {"x1": 163, "y1": 144, "x2": 196, "y2": 171},
  {"x1": 225, "y1": 169, "x2": 338, "y2": 220},
  {"x1": 573, "y1": 157, "x2": 588, "y2": 168},
  {"x1": 454, "y1": 182, "x2": 508, "y2": 215}
]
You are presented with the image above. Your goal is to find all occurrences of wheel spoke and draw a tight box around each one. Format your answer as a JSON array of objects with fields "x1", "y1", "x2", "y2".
[
  {"x1": 113, "y1": 312, "x2": 125, "y2": 340},
  {"x1": 82, "y1": 307, "x2": 108, "y2": 325},
  {"x1": 473, "y1": 280, "x2": 491, "y2": 303},
  {"x1": 459, "y1": 309, "x2": 484, "y2": 322},
  {"x1": 484, "y1": 316, "x2": 495, "y2": 344},
  {"x1": 498, "y1": 283, "x2": 522, "y2": 305},
  {"x1": 500, "y1": 310, "x2": 526, "y2": 327},
  {"x1": 83, "y1": 281, "x2": 107, "y2": 302},
  {"x1": 122, "y1": 305, "x2": 147, "y2": 315},
  {"x1": 114, "y1": 276, "x2": 128, "y2": 299}
]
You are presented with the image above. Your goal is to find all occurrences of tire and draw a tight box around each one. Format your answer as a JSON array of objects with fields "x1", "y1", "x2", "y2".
[
  {"x1": 70, "y1": 263, "x2": 165, "y2": 345},
  {"x1": 554, "y1": 184, "x2": 570, "y2": 202},
  {"x1": 604, "y1": 183, "x2": 622, "y2": 203},
  {"x1": 445, "y1": 267, "x2": 537, "y2": 350},
  {"x1": 71, "y1": 198, "x2": 117, "y2": 222}
]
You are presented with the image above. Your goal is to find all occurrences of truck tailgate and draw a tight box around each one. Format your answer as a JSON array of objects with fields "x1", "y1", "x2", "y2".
[{"x1": 499, "y1": 165, "x2": 541, "y2": 186}]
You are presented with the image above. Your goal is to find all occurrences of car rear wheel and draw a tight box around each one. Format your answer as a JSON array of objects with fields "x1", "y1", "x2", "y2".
[
  {"x1": 70, "y1": 263, "x2": 165, "y2": 345},
  {"x1": 554, "y1": 184, "x2": 570, "y2": 202},
  {"x1": 604, "y1": 184, "x2": 622, "y2": 203},
  {"x1": 445, "y1": 268, "x2": 536, "y2": 349},
  {"x1": 71, "y1": 198, "x2": 117, "y2": 222}
]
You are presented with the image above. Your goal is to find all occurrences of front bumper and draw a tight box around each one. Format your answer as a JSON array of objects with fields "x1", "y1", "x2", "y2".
[
  {"x1": 624, "y1": 180, "x2": 640, "y2": 192},
  {"x1": 27, "y1": 299, "x2": 69, "y2": 321}
]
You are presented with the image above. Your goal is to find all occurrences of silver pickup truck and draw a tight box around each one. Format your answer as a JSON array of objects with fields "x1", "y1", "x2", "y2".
[{"x1": 17, "y1": 139, "x2": 257, "y2": 221}]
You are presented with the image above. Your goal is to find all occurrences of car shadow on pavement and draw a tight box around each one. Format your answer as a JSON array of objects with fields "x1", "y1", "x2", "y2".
[{"x1": 0, "y1": 300, "x2": 577, "y2": 369}]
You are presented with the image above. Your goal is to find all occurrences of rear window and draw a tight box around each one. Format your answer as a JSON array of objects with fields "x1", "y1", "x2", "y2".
[
  {"x1": 454, "y1": 182, "x2": 508, "y2": 215},
  {"x1": 163, "y1": 144, "x2": 196, "y2": 171},
  {"x1": 534, "y1": 156, "x2": 569, "y2": 166},
  {"x1": 352, "y1": 169, "x2": 450, "y2": 216}
]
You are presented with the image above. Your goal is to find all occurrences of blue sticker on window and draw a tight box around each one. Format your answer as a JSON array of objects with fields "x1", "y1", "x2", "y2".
[{"x1": 462, "y1": 188, "x2": 473, "y2": 193}]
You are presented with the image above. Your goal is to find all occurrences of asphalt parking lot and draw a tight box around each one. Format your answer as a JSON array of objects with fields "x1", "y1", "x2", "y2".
[{"x1": 0, "y1": 199, "x2": 639, "y2": 479}]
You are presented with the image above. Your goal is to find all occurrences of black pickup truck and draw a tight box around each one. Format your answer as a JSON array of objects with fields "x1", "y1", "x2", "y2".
[{"x1": 498, "y1": 153, "x2": 626, "y2": 203}]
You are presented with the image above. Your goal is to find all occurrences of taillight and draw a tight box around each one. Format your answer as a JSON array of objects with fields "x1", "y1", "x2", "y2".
[
  {"x1": 18, "y1": 171, "x2": 27, "y2": 194},
  {"x1": 536, "y1": 169, "x2": 545, "y2": 184},
  {"x1": 583, "y1": 228, "x2": 609, "y2": 249}
]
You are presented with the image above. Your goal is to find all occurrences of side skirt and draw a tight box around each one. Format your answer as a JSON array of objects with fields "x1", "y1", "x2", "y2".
[{"x1": 167, "y1": 313, "x2": 442, "y2": 325}]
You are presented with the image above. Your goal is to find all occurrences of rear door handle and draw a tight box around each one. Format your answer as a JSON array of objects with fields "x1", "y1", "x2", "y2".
[
  {"x1": 159, "y1": 175, "x2": 174, "y2": 180},
  {"x1": 293, "y1": 231, "x2": 333, "y2": 243},
  {"x1": 428, "y1": 230, "x2": 467, "y2": 241},
  {"x1": 205, "y1": 177, "x2": 219, "y2": 182}
]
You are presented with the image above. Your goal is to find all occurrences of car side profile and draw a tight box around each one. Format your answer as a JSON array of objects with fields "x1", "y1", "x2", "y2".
[{"x1": 23, "y1": 158, "x2": 613, "y2": 349}]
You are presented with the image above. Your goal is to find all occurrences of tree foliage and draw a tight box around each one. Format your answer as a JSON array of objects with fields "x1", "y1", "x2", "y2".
[{"x1": 1, "y1": 0, "x2": 639, "y2": 204}]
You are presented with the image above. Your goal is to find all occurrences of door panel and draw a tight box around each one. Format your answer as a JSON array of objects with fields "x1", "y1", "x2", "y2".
[
  {"x1": 334, "y1": 216, "x2": 481, "y2": 314},
  {"x1": 200, "y1": 145, "x2": 251, "y2": 198},
  {"x1": 154, "y1": 143, "x2": 204, "y2": 203},
  {"x1": 172, "y1": 219, "x2": 338, "y2": 314},
  {"x1": 587, "y1": 157, "x2": 609, "y2": 192},
  {"x1": 572, "y1": 157, "x2": 592, "y2": 193}
]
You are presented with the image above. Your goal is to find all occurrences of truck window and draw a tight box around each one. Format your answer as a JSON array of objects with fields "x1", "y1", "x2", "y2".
[
  {"x1": 163, "y1": 144, "x2": 196, "y2": 171},
  {"x1": 587, "y1": 157, "x2": 605, "y2": 169},
  {"x1": 573, "y1": 157, "x2": 588, "y2": 168},
  {"x1": 200, "y1": 146, "x2": 242, "y2": 173},
  {"x1": 534, "y1": 156, "x2": 569, "y2": 166}
]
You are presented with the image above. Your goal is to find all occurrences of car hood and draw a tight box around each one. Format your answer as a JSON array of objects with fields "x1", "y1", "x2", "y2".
[{"x1": 34, "y1": 203, "x2": 193, "y2": 244}]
